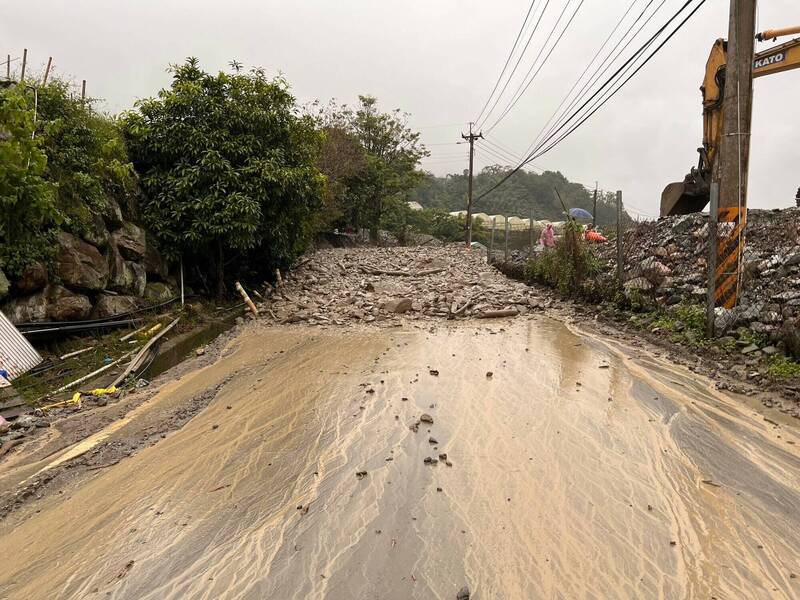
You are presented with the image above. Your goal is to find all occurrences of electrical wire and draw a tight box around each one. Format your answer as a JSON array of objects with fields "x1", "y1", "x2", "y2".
[
  {"x1": 529, "y1": 0, "x2": 706, "y2": 162},
  {"x1": 522, "y1": 0, "x2": 650, "y2": 157},
  {"x1": 476, "y1": 0, "x2": 552, "y2": 130},
  {"x1": 527, "y1": 0, "x2": 666, "y2": 156},
  {"x1": 485, "y1": 0, "x2": 588, "y2": 133},
  {"x1": 474, "y1": 0, "x2": 540, "y2": 126},
  {"x1": 473, "y1": 0, "x2": 707, "y2": 202}
]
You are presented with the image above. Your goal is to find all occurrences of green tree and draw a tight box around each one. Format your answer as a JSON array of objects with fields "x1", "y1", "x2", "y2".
[
  {"x1": 0, "y1": 85, "x2": 59, "y2": 276},
  {"x1": 309, "y1": 96, "x2": 428, "y2": 240},
  {"x1": 34, "y1": 79, "x2": 137, "y2": 235},
  {"x1": 122, "y1": 58, "x2": 325, "y2": 296}
]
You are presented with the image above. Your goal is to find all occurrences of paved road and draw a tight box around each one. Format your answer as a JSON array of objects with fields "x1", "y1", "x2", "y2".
[{"x1": 1, "y1": 318, "x2": 799, "y2": 599}]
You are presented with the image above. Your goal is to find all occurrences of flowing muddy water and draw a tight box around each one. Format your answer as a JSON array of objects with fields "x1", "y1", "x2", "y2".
[{"x1": 1, "y1": 318, "x2": 799, "y2": 599}]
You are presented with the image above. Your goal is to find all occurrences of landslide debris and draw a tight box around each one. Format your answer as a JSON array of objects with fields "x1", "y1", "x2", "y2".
[{"x1": 261, "y1": 246, "x2": 546, "y2": 326}]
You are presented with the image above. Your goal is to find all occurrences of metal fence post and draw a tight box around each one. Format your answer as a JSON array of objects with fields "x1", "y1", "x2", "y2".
[
  {"x1": 529, "y1": 207, "x2": 534, "y2": 258},
  {"x1": 504, "y1": 218, "x2": 510, "y2": 262},
  {"x1": 488, "y1": 218, "x2": 496, "y2": 264},
  {"x1": 706, "y1": 182, "x2": 719, "y2": 337},
  {"x1": 616, "y1": 190, "x2": 623, "y2": 285}
]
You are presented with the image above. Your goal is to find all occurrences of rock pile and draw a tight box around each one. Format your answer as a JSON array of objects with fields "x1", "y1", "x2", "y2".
[
  {"x1": 263, "y1": 246, "x2": 545, "y2": 326},
  {"x1": 592, "y1": 208, "x2": 800, "y2": 342},
  {"x1": 1, "y1": 213, "x2": 175, "y2": 324}
]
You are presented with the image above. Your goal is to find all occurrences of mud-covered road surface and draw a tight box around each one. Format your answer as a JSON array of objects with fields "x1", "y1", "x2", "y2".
[{"x1": 1, "y1": 317, "x2": 800, "y2": 599}]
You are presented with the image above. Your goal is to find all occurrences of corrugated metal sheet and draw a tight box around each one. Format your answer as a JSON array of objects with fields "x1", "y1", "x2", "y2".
[{"x1": 0, "y1": 310, "x2": 42, "y2": 386}]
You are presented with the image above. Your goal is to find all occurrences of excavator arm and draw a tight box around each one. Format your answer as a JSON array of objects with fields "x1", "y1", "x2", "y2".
[{"x1": 660, "y1": 29, "x2": 800, "y2": 217}]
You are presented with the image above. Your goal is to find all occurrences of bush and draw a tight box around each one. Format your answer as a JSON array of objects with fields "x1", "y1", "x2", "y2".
[
  {"x1": 0, "y1": 85, "x2": 59, "y2": 275},
  {"x1": 523, "y1": 220, "x2": 598, "y2": 295},
  {"x1": 123, "y1": 58, "x2": 325, "y2": 296}
]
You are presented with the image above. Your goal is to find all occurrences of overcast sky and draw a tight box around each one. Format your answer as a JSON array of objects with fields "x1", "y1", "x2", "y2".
[{"x1": 3, "y1": 0, "x2": 798, "y2": 218}]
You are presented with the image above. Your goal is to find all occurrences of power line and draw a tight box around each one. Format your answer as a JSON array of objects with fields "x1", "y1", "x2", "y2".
[
  {"x1": 526, "y1": 0, "x2": 666, "y2": 156},
  {"x1": 485, "y1": 0, "x2": 588, "y2": 133},
  {"x1": 476, "y1": 0, "x2": 552, "y2": 130},
  {"x1": 482, "y1": 137, "x2": 524, "y2": 162},
  {"x1": 476, "y1": 142, "x2": 518, "y2": 165},
  {"x1": 521, "y1": 0, "x2": 647, "y2": 157},
  {"x1": 474, "y1": 0, "x2": 707, "y2": 202},
  {"x1": 529, "y1": 0, "x2": 706, "y2": 162},
  {"x1": 474, "y1": 0, "x2": 540, "y2": 125}
]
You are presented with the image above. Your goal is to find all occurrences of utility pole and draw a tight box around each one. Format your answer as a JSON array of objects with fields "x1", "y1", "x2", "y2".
[
  {"x1": 592, "y1": 182, "x2": 598, "y2": 227},
  {"x1": 713, "y1": 0, "x2": 756, "y2": 312},
  {"x1": 462, "y1": 122, "x2": 483, "y2": 247}
]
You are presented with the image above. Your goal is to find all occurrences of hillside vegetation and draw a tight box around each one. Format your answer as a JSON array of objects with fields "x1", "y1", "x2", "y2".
[{"x1": 411, "y1": 166, "x2": 633, "y2": 228}]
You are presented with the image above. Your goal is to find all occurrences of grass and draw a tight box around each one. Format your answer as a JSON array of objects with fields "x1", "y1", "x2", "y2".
[{"x1": 767, "y1": 355, "x2": 800, "y2": 379}]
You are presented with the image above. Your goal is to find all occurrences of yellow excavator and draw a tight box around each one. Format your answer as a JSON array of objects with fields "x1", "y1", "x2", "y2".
[{"x1": 661, "y1": 26, "x2": 800, "y2": 217}]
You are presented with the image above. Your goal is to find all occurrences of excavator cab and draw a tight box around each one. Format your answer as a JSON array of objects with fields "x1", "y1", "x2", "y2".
[{"x1": 661, "y1": 27, "x2": 800, "y2": 217}]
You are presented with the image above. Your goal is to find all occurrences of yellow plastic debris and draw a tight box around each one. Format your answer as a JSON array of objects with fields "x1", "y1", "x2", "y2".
[{"x1": 88, "y1": 386, "x2": 117, "y2": 396}]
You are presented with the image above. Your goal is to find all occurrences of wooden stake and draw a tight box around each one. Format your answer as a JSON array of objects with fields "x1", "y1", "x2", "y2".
[
  {"x1": 42, "y1": 56, "x2": 52, "y2": 85},
  {"x1": 235, "y1": 282, "x2": 259, "y2": 316}
]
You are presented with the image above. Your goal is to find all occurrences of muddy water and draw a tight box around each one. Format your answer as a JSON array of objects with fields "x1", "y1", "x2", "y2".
[{"x1": 1, "y1": 318, "x2": 799, "y2": 599}]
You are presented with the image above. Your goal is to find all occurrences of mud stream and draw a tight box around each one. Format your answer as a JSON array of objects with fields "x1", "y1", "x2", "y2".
[{"x1": 1, "y1": 318, "x2": 799, "y2": 599}]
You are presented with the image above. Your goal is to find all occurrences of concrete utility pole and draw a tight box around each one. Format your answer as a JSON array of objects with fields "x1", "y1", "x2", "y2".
[
  {"x1": 713, "y1": 0, "x2": 757, "y2": 311},
  {"x1": 592, "y1": 183, "x2": 598, "y2": 227},
  {"x1": 462, "y1": 123, "x2": 483, "y2": 247}
]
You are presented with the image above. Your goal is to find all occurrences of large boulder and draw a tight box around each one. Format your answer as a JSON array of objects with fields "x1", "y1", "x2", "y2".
[
  {"x1": 15, "y1": 262, "x2": 48, "y2": 294},
  {"x1": 144, "y1": 282, "x2": 175, "y2": 304},
  {"x1": 108, "y1": 246, "x2": 146, "y2": 296},
  {"x1": 2, "y1": 285, "x2": 91, "y2": 323},
  {"x1": 46, "y1": 285, "x2": 93, "y2": 321},
  {"x1": 143, "y1": 236, "x2": 169, "y2": 281},
  {"x1": 0, "y1": 270, "x2": 8, "y2": 300},
  {"x1": 110, "y1": 222, "x2": 146, "y2": 261},
  {"x1": 102, "y1": 197, "x2": 125, "y2": 229},
  {"x1": 56, "y1": 232, "x2": 109, "y2": 291},
  {"x1": 92, "y1": 294, "x2": 142, "y2": 319},
  {"x1": 82, "y1": 213, "x2": 110, "y2": 249}
]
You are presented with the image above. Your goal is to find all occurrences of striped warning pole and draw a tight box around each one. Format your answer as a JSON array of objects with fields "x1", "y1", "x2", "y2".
[{"x1": 714, "y1": 205, "x2": 746, "y2": 310}]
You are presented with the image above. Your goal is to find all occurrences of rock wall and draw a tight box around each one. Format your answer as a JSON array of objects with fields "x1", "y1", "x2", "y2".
[
  {"x1": 594, "y1": 208, "x2": 800, "y2": 341},
  {"x1": 1, "y1": 218, "x2": 175, "y2": 324}
]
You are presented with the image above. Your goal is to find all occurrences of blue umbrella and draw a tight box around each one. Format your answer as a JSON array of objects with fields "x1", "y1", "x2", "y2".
[{"x1": 569, "y1": 207, "x2": 593, "y2": 220}]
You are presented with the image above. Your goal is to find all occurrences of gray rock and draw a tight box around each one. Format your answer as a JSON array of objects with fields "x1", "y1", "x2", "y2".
[
  {"x1": 46, "y1": 285, "x2": 93, "y2": 321},
  {"x1": 383, "y1": 297, "x2": 413, "y2": 313},
  {"x1": 111, "y1": 222, "x2": 147, "y2": 261},
  {"x1": 457, "y1": 586, "x2": 470, "y2": 600},
  {"x1": 55, "y1": 231, "x2": 109, "y2": 291},
  {"x1": 762, "y1": 345, "x2": 779, "y2": 356},
  {"x1": 102, "y1": 197, "x2": 125, "y2": 229},
  {"x1": 92, "y1": 294, "x2": 141, "y2": 318},
  {"x1": 15, "y1": 261, "x2": 48, "y2": 293},
  {"x1": 108, "y1": 245, "x2": 146, "y2": 296},
  {"x1": 624, "y1": 277, "x2": 653, "y2": 292},
  {"x1": 740, "y1": 344, "x2": 759, "y2": 355},
  {"x1": 144, "y1": 282, "x2": 175, "y2": 304},
  {"x1": 2, "y1": 284, "x2": 91, "y2": 323}
]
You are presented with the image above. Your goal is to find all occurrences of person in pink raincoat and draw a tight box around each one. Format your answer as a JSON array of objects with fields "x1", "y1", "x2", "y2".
[{"x1": 539, "y1": 223, "x2": 556, "y2": 248}]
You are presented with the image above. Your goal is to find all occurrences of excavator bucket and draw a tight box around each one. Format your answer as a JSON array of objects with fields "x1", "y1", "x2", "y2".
[{"x1": 660, "y1": 180, "x2": 710, "y2": 217}]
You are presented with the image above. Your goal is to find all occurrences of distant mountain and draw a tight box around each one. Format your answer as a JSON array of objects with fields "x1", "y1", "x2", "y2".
[{"x1": 410, "y1": 166, "x2": 634, "y2": 227}]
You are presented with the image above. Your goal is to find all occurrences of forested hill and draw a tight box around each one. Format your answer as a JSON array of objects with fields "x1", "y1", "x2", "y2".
[{"x1": 410, "y1": 166, "x2": 633, "y2": 228}]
